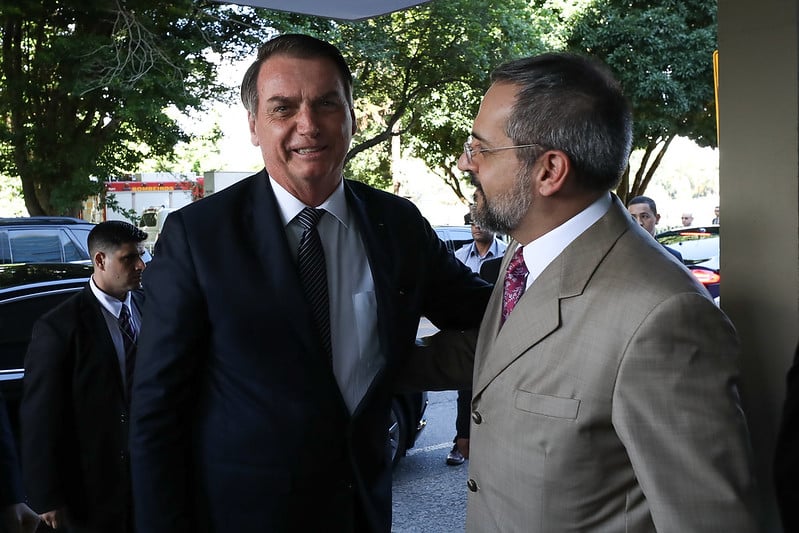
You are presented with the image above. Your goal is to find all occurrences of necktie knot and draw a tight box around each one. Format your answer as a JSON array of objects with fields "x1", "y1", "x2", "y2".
[
  {"x1": 297, "y1": 207, "x2": 326, "y2": 231},
  {"x1": 502, "y1": 246, "x2": 528, "y2": 324}
]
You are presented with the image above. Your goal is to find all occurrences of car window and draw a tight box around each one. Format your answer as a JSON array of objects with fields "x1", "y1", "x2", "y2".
[
  {"x1": 0, "y1": 231, "x2": 10, "y2": 263},
  {"x1": 4, "y1": 229, "x2": 89, "y2": 264},
  {"x1": 140, "y1": 211, "x2": 158, "y2": 227},
  {"x1": 434, "y1": 226, "x2": 473, "y2": 253},
  {"x1": 69, "y1": 227, "x2": 92, "y2": 254},
  {"x1": 0, "y1": 289, "x2": 82, "y2": 372},
  {"x1": 656, "y1": 230, "x2": 719, "y2": 265}
]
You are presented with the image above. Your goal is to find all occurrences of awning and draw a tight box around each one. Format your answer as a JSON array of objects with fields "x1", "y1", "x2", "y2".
[{"x1": 221, "y1": 0, "x2": 433, "y2": 20}]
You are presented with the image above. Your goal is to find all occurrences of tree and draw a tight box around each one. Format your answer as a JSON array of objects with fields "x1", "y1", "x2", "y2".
[
  {"x1": 565, "y1": 0, "x2": 718, "y2": 203},
  {"x1": 258, "y1": 0, "x2": 549, "y2": 200},
  {"x1": 0, "y1": 0, "x2": 266, "y2": 216}
]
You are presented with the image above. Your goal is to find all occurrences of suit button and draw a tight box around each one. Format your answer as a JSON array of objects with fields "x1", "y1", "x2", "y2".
[
  {"x1": 120, "y1": 413, "x2": 127, "y2": 423},
  {"x1": 467, "y1": 479, "x2": 478, "y2": 492},
  {"x1": 472, "y1": 411, "x2": 482, "y2": 424}
]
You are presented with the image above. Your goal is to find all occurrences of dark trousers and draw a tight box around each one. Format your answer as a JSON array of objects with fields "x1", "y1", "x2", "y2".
[{"x1": 454, "y1": 389, "x2": 472, "y2": 440}]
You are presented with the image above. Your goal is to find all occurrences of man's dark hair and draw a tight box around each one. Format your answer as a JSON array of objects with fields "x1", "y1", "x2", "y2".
[
  {"x1": 240, "y1": 33, "x2": 354, "y2": 115},
  {"x1": 490, "y1": 52, "x2": 633, "y2": 192},
  {"x1": 628, "y1": 195, "x2": 658, "y2": 215},
  {"x1": 88, "y1": 220, "x2": 147, "y2": 255}
]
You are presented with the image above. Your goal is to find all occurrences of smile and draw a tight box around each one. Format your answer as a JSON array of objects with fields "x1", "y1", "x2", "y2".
[{"x1": 295, "y1": 147, "x2": 324, "y2": 154}]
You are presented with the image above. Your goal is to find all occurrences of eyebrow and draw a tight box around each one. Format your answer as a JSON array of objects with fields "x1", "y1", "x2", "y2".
[
  {"x1": 471, "y1": 131, "x2": 489, "y2": 143},
  {"x1": 265, "y1": 91, "x2": 343, "y2": 104}
]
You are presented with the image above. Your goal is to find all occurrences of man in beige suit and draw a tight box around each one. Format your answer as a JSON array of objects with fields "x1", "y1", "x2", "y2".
[{"x1": 409, "y1": 53, "x2": 759, "y2": 531}]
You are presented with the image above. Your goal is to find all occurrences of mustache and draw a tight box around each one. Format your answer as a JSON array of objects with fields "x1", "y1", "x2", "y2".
[{"x1": 468, "y1": 171, "x2": 480, "y2": 189}]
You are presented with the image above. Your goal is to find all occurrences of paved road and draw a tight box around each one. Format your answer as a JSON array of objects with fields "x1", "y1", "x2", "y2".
[{"x1": 392, "y1": 390, "x2": 468, "y2": 532}]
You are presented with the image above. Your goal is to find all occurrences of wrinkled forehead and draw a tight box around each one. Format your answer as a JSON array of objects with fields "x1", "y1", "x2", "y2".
[{"x1": 258, "y1": 54, "x2": 352, "y2": 103}]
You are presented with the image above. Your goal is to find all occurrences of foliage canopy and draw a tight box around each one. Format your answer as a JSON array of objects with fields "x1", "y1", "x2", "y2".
[
  {"x1": 0, "y1": 0, "x2": 265, "y2": 215},
  {"x1": 565, "y1": 0, "x2": 718, "y2": 203},
  {"x1": 1, "y1": 0, "x2": 719, "y2": 215}
]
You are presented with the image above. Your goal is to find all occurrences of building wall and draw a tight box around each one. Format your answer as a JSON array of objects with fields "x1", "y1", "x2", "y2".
[{"x1": 718, "y1": 2, "x2": 799, "y2": 531}]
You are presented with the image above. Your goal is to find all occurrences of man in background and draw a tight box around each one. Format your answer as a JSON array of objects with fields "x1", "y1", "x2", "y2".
[
  {"x1": 446, "y1": 211, "x2": 506, "y2": 466},
  {"x1": 627, "y1": 195, "x2": 683, "y2": 262},
  {"x1": 21, "y1": 221, "x2": 146, "y2": 532},
  {"x1": 681, "y1": 211, "x2": 694, "y2": 226}
]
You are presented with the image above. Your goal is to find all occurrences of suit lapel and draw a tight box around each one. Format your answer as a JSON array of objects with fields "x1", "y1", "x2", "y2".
[
  {"x1": 78, "y1": 286, "x2": 125, "y2": 402},
  {"x1": 245, "y1": 172, "x2": 324, "y2": 361},
  {"x1": 474, "y1": 196, "x2": 631, "y2": 394}
]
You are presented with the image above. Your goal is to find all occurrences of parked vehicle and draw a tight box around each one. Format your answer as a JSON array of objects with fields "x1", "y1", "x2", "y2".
[
  {"x1": 0, "y1": 217, "x2": 94, "y2": 264},
  {"x1": 434, "y1": 225, "x2": 473, "y2": 253},
  {"x1": 656, "y1": 225, "x2": 720, "y2": 301},
  {"x1": 0, "y1": 263, "x2": 93, "y2": 429},
  {"x1": 140, "y1": 206, "x2": 178, "y2": 254},
  {"x1": 0, "y1": 217, "x2": 151, "y2": 266}
]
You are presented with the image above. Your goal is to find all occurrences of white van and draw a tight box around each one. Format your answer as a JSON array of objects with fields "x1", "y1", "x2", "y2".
[{"x1": 140, "y1": 206, "x2": 177, "y2": 254}]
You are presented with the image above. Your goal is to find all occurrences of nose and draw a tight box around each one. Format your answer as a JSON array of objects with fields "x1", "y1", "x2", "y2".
[
  {"x1": 296, "y1": 105, "x2": 320, "y2": 136},
  {"x1": 457, "y1": 151, "x2": 472, "y2": 172}
]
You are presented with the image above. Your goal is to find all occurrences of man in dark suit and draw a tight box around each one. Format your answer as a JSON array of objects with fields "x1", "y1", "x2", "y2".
[
  {"x1": 0, "y1": 391, "x2": 39, "y2": 533},
  {"x1": 20, "y1": 221, "x2": 147, "y2": 533},
  {"x1": 129, "y1": 34, "x2": 490, "y2": 533},
  {"x1": 627, "y1": 195, "x2": 684, "y2": 262}
]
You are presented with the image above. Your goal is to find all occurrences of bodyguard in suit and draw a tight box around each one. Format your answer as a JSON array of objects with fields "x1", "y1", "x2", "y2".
[
  {"x1": 410, "y1": 53, "x2": 759, "y2": 531},
  {"x1": 129, "y1": 34, "x2": 490, "y2": 533},
  {"x1": 20, "y1": 221, "x2": 146, "y2": 532}
]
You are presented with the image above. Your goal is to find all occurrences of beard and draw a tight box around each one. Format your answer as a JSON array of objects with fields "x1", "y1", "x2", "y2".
[{"x1": 471, "y1": 167, "x2": 532, "y2": 235}]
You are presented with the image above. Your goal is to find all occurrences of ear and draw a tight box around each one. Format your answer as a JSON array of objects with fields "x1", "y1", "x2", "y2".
[
  {"x1": 93, "y1": 251, "x2": 105, "y2": 271},
  {"x1": 536, "y1": 150, "x2": 571, "y2": 197},
  {"x1": 247, "y1": 111, "x2": 260, "y2": 147}
]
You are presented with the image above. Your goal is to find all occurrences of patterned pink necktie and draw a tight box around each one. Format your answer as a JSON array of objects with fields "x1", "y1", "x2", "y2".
[{"x1": 502, "y1": 246, "x2": 528, "y2": 324}]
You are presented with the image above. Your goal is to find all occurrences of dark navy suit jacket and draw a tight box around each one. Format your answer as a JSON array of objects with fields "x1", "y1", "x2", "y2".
[
  {"x1": 21, "y1": 286, "x2": 141, "y2": 532},
  {"x1": 130, "y1": 171, "x2": 491, "y2": 532},
  {"x1": 0, "y1": 390, "x2": 23, "y2": 508}
]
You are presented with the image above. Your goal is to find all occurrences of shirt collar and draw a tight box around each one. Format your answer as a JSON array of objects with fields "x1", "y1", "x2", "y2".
[
  {"x1": 269, "y1": 176, "x2": 350, "y2": 229},
  {"x1": 465, "y1": 239, "x2": 502, "y2": 258},
  {"x1": 89, "y1": 276, "x2": 132, "y2": 318},
  {"x1": 521, "y1": 192, "x2": 612, "y2": 285}
]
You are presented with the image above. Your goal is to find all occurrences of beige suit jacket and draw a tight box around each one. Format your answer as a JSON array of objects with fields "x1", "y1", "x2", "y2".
[{"x1": 462, "y1": 196, "x2": 759, "y2": 532}]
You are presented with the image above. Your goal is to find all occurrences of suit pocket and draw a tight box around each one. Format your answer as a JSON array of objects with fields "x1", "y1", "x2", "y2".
[{"x1": 515, "y1": 389, "x2": 580, "y2": 420}]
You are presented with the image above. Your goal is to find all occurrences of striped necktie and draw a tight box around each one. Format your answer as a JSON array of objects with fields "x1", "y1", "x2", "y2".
[
  {"x1": 296, "y1": 207, "x2": 332, "y2": 362},
  {"x1": 119, "y1": 303, "x2": 137, "y2": 402}
]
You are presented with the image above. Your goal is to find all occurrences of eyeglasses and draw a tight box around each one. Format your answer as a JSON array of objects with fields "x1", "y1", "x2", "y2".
[{"x1": 463, "y1": 135, "x2": 542, "y2": 164}]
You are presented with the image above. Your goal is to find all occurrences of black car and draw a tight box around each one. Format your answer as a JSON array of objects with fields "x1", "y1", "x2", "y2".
[
  {"x1": 656, "y1": 225, "x2": 720, "y2": 302},
  {"x1": 0, "y1": 263, "x2": 94, "y2": 428},
  {"x1": 0, "y1": 216, "x2": 95, "y2": 264},
  {"x1": 0, "y1": 262, "x2": 426, "y2": 465}
]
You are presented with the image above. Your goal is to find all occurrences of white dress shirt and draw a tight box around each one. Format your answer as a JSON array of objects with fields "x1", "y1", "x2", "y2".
[
  {"x1": 89, "y1": 276, "x2": 140, "y2": 389},
  {"x1": 521, "y1": 193, "x2": 612, "y2": 288},
  {"x1": 269, "y1": 176, "x2": 382, "y2": 413}
]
